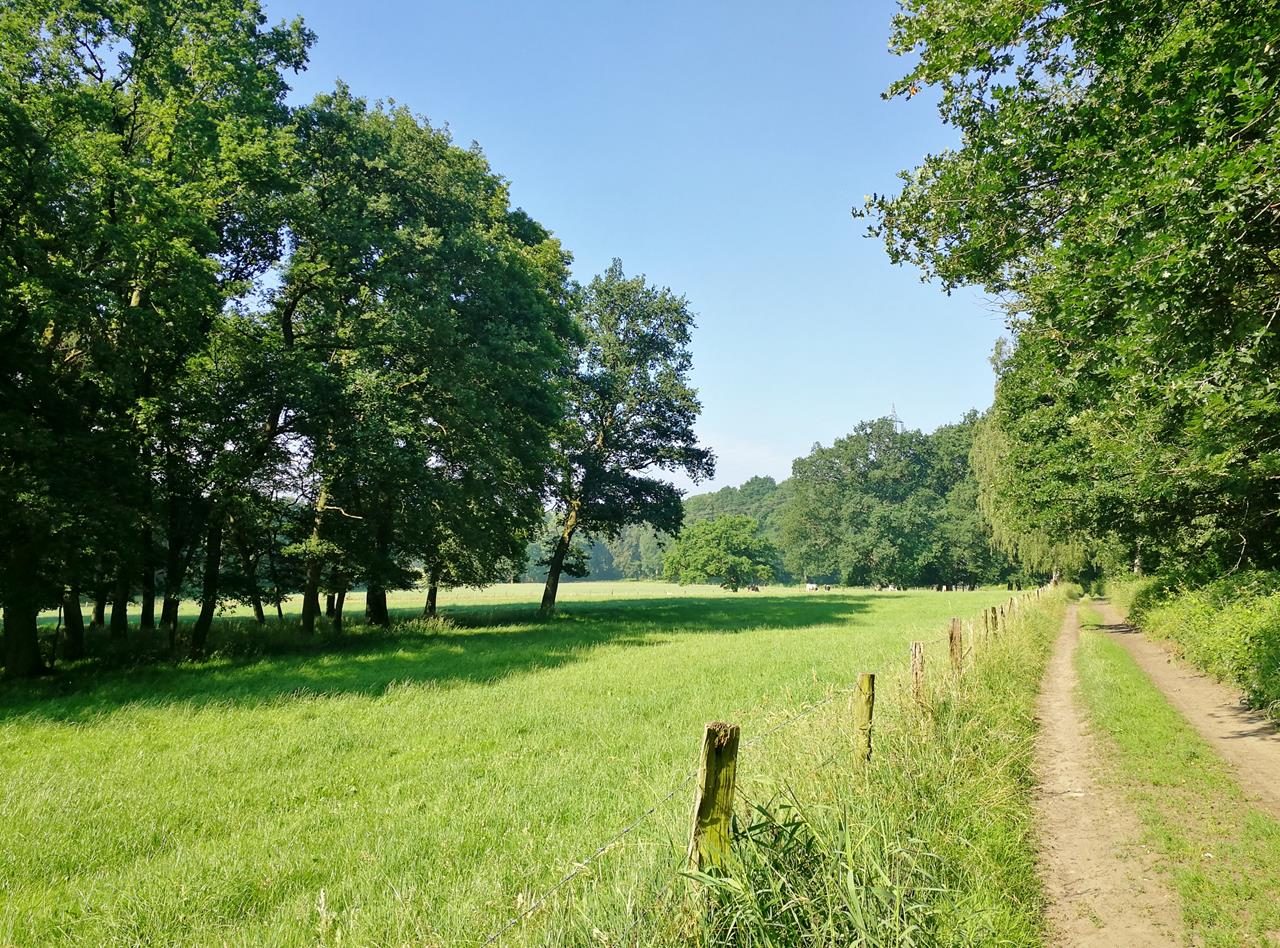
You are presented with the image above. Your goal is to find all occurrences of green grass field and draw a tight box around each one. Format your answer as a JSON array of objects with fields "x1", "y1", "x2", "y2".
[
  {"x1": 1, "y1": 583, "x2": 1025, "y2": 946},
  {"x1": 1075, "y1": 609, "x2": 1280, "y2": 946}
]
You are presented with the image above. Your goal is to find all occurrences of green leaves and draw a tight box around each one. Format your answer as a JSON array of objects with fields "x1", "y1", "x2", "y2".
[
  {"x1": 663, "y1": 516, "x2": 778, "y2": 591},
  {"x1": 869, "y1": 0, "x2": 1280, "y2": 576}
]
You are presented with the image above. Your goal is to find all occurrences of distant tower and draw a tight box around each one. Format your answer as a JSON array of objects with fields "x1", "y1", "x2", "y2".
[{"x1": 889, "y1": 403, "x2": 904, "y2": 432}]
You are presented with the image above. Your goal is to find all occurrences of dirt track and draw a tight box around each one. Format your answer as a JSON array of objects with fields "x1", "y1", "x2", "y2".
[
  {"x1": 1094, "y1": 598, "x2": 1280, "y2": 819},
  {"x1": 1034, "y1": 604, "x2": 1179, "y2": 946}
]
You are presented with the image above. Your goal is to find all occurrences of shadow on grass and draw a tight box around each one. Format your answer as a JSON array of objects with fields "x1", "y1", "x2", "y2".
[{"x1": 1, "y1": 593, "x2": 876, "y2": 724}]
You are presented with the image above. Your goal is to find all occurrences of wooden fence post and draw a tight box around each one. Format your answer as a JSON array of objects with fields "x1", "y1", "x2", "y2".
[
  {"x1": 990, "y1": 605, "x2": 998, "y2": 634},
  {"x1": 983, "y1": 609, "x2": 990, "y2": 639},
  {"x1": 949, "y1": 617, "x2": 963, "y2": 672},
  {"x1": 854, "y1": 673, "x2": 875, "y2": 761},
  {"x1": 910, "y1": 641, "x2": 925, "y2": 704},
  {"x1": 688, "y1": 722, "x2": 740, "y2": 872}
]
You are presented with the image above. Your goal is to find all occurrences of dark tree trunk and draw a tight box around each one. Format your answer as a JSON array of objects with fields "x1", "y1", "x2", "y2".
[
  {"x1": 2, "y1": 556, "x2": 45, "y2": 678},
  {"x1": 333, "y1": 588, "x2": 346, "y2": 631},
  {"x1": 62, "y1": 585, "x2": 86, "y2": 661},
  {"x1": 109, "y1": 564, "x2": 129, "y2": 640},
  {"x1": 231, "y1": 518, "x2": 265, "y2": 625},
  {"x1": 301, "y1": 560, "x2": 321, "y2": 636},
  {"x1": 265, "y1": 527, "x2": 285, "y2": 621},
  {"x1": 366, "y1": 586, "x2": 389, "y2": 627},
  {"x1": 140, "y1": 523, "x2": 156, "y2": 631},
  {"x1": 161, "y1": 493, "x2": 190, "y2": 641},
  {"x1": 424, "y1": 582, "x2": 439, "y2": 618},
  {"x1": 161, "y1": 591, "x2": 181, "y2": 638},
  {"x1": 325, "y1": 592, "x2": 336, "y2": 618},
  {"x1": 300, "y1": 487, "x2": 327, "y2": 636},
  {"x1": 540, "y1": 512, "x2": 577, "y2": 615},
  {"x1": 92, "y1": 585, "x2": 107, "y2": 629},
  {"x1": 190, "y1": 508, "x2": 223, "y2": 657}
]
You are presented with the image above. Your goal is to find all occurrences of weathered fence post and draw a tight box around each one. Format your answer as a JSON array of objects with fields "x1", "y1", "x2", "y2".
[
  {"x1": 688, "y1": 722, "x2": 740, "y2": 872},
  {"x1": 990, "y1": 605, "x2": 999, "y2": 634},
  {"x1": 910, "y1": 641, "x2": 925, "y2": 704},
  {"x1": 949, "y1": 617, "x2": 963, "y2": 672},
  {"x1": 983, "y1": 609, "x2": 990, "y2": 639},
  {"x1": 854, "y1": 673, "x2": 875, "y2": 761}
]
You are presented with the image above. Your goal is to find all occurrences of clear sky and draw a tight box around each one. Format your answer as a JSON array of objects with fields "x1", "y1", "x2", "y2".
[{"x1": 265, "y1": 0, "x2": 1007, "y2": 492}]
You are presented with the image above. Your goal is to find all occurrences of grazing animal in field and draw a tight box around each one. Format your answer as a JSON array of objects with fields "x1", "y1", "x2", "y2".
[
  {"x1": 805, "y1": 582, "x2": 819, "y2": 592},
  {"x1": 823, "y1": 584, "x2": 831, "y2": 591},
  {"x1": 748, "y1": 584, "x2": 760, "y2": 592}
]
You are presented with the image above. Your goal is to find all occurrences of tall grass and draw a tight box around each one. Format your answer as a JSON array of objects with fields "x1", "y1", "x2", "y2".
[
  {"x1": 1108, "y1": 572, "x2": 1280, "y2": 719},
  {"x1": 538, "y1": 592, "x2": 1064, "y2": 946}
]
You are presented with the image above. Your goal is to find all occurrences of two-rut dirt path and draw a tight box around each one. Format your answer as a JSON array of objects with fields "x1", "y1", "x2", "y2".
[
  {"x1": 1092, "y1": 598, "x2": 1280, "y2": 819},
  {"x1": 1033, "y1": 603, "x2": 1179, "y2": 946}
]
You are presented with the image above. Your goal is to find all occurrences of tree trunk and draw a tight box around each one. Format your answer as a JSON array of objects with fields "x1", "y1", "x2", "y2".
[
  {"x1": 140, "y1": 523, "x2": 156, "y2": 631},
  {"x1": 190, "y1": 508, "x2": 224, "y2": 658},
  {"x1": 92, "y1": 585, "x2": 107, "y2": 629},
  {"x1": 424, "y1": 579, "x2": 439, "y2": 618},
  {"x1": 301, "y1": 560, "x2": 321, "y2": 636},
  {"x1": 231, "y1": 521, "x2": 265, "y2": 626},
  {"x1": 325, "y1": 592, "x2": 336, "y2": 617},
  {"x1": 333, "y1": 588, "x2": 346, "y2": 632},
  {"x1": 62, "y1": 585, "x2": 86, "y2": 661},
  {"x1": 2, "y1": 556, "x2": 45, "y2": 679},
  {"x1": 540, "y1": 511, "x2": 578, "y2": 615},
  {"x1": 366, "y1": 586, "x2": 389, "y2": 627},
  {"x1": 300, "y1": 485, "x2": 328, "y2": 636},
  {"x1": 109, "y1": 563, "x2": 129, "y2": 640}
]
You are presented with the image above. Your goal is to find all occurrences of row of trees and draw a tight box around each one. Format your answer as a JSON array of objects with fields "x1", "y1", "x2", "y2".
[
  {"x1": 865, "y1": 0, "x2": 1280, "y2": 581},
  {"x1": 0, "y1": 1, "x2": 711, "y2": 677},
  {"x1": 538, "y1": 414, "x2": 1022, "y2": 590}
]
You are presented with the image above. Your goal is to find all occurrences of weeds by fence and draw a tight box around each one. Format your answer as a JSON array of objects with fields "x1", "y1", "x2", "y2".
[{"x1": 481, "y1": 589, "x2": 1051, "y2": 945}]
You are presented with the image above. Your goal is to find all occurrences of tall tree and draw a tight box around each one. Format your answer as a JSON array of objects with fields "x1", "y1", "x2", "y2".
[
  {"x1": 540, "y1": 261, "x2": 714, "y2": 613},
  {"x1": 0, "y1": 0, "x2": 310, "y2": 675},
  {"x1": 663, "y1": 515, "x2": 778, "y2": 591},
  {"x1": 864, "y1": 0, "x2": 1280, "y2": 576}
]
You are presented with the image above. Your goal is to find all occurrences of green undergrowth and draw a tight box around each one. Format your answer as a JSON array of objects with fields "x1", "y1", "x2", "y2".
[
  {"x1": 1075, "y1": 624, "x2": 1280, "y2": 946},
  {"x1": 1108, "y1": 572, "x2": 1280, "y2": 719},
  {"x1": 538, "y1": 591, "x2": 1063, "y2": 946}
]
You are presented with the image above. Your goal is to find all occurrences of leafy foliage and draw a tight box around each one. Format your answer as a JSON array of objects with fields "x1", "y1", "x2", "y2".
[
  {"x1": 662, "y1": 515, "x2": 779, "y2": 590},
  {"x1": 539, "y1": 260, "x2": 714, "y2": 611},
  {"x1": 865, "y1": 0, "x2": 1280, "y2": 577}
]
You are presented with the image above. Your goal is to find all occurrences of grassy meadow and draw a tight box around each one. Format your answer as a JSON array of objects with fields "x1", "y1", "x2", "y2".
[{"x1": 1, "y1": 583, "x2": 1031, "y2": 946}]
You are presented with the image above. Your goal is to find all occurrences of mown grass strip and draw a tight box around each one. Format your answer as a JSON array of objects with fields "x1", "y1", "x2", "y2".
[{"x1": 1075, "y1": 624, "x2": 1280, "y2": 947}]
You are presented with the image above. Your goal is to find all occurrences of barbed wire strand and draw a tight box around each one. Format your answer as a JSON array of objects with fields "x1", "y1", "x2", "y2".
[{"x1": 479, "y1": 605, "x2": 1015, "y2": 946}]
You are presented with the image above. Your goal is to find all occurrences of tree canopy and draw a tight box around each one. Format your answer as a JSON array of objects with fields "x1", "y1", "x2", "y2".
[
  {"x1": 663, "y1": 516, "x2": 778, "y2": 591},
  {"x1": 538, "y1": 260, "x2": 714, "y2": 612},
  {"x1": 865, "y1": 0, "x2": 1280, "y2": 580}
]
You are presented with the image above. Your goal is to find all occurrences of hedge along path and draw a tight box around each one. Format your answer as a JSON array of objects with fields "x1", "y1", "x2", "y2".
[
  {"x1": 1092, "y1": 598, "x2": 1280, "y2": 818},
  {"x1": 1034, "y1": 603, "x2": 1179, "y2": 946}
]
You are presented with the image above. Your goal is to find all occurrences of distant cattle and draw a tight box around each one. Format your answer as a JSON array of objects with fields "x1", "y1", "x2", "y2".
[
  {"x1": 747, "y1": 584, "x2": 761, "y2": 592},
  {"x1": 823, "y1": 584, "x2": 831, "y2": 591},
  {"x1": 805, "y1": 582, "x2": 819, "y2": 592}
]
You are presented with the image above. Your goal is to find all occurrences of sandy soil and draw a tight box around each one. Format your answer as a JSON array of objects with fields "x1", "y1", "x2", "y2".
[
  {"x1": 1095, "y1": 598, "x2": 1280, "y2": 819},
  {"x1": 1034, "y1": 604, "x2": 1180, "y2": 946}
]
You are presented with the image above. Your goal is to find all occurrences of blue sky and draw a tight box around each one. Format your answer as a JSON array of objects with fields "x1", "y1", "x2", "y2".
[{"x1": 267, "y1": 0, "x2": 1007, "y2": 491}]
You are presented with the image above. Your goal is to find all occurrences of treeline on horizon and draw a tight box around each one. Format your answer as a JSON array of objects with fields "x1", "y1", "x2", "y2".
[
  {"x1": 539, "y1": 411, "x2": 1025, "y2": 589},
  {"x1": 0, "y1": 0, "x2": 714, "y2": 678}
]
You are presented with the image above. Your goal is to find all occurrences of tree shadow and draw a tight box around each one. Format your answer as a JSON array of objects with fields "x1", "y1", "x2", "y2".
[{"x1": 0, "y1": 592, "x2": 874, "y2": 725}]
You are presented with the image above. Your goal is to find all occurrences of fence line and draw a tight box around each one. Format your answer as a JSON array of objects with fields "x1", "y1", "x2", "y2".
[{"x1": 480, "y1": 587, "x2": 1048, "y2": 945}]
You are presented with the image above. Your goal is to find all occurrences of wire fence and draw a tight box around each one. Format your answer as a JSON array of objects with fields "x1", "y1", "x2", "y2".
[{"x1": 478, "y1": 597, "x2": 1034, "y2": 946}]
